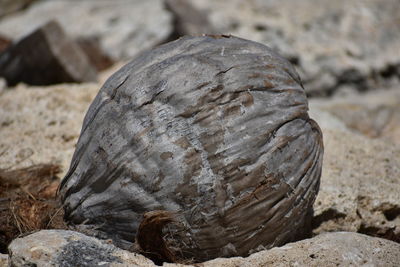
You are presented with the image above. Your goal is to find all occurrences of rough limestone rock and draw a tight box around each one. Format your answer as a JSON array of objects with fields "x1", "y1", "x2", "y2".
[
  {"x1": 0, "y1": 253, "x2": 8, "y2": 266},
  {"x1": 0, "y1": 0, "x2": 37, "y2": 18},
  {"x1": 7, "y1": 230, "x2": 400, "y2": 266},
  {"x1": 0, "y1": 77, "x2": 5, "y2": 93},
  {"x1": 76, "y1": 36, "x2": 115, "y2": 72},
  {"x1": 8, "y1": 230, "x2": 155, "y2": 267},
  {"x1": 0, "y1": 20, "x2": 97, "y2": 86},
  {"x1": 59, "y1": 36, "x2": 323, "y2": 262},
  {"x1": 199, "y1": 232, "x2": 400, "y2": 267},
  {"x1": 315, "y1": 89, "x2": 400, "y2": 145},
  {"x1": 189, "y1": 0, "x2": 400, "y2": 96},
  {"x1": 0, "y1": 0, "x2": 172, "y2": 60},
  {"x1": 309, "y1": 91, "x2": 400, "y2": 242},
  {"x1": 0, "y1": 83, "x2": 99, "y2": 177}
]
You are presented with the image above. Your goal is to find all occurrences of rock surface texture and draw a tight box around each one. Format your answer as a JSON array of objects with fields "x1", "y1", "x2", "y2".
[
  {"x1": 189, "y1": 0, "x2": 400, "y2": 96},
  {"x1": 59, "y1": 36, "x2": 323, "y2": 262},
  {"x1": 0, "y1": 0, "x2": 37, "y2": 18},
  {"x1": 1, "y1": 0, "x2": 398, "y2": 96},
  {"x1": 0, "y1": 0, "x2": 172, "y2": 60},
  {"x1": 7, "y1": 230, "x2": 154, "y2": 267},
  {"x1": 0, "y1": 253, "x2": 8, "y2": 266},
  {"x1": 7, "y1": 230, "x2": 400, "y2": 267},
  {"x1": 309, "y1": 90, "x2": 400, "y2": 242},
  {"x1": 0, "y1": 83, "x2": 99, "y2": 176}
]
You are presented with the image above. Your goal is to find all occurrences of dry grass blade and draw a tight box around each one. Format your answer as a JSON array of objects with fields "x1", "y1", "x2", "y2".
[{"x1": 10, "y1": 205, "x2": 23, "y2": 234}]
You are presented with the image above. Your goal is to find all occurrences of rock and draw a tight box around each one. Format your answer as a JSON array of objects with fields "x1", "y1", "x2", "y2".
[
  {"x1": 0, "y1": 34, "x2": 10, "y2": 53},
  {"x1": 0, "y1": 20, "x2": 97, "y2": 86},
  {"x1": 0, "y1": 77, "x2": 6, "y2": 93},
  {"x1": 8, "y1": 230, "x2": 155, "y2": 267},
  {"x1": 76, "y1": 36, "x2": 115, "y2": 71},
  {"x1": 165, "y1": 0, "x2": 217, "y2": 39},
  {"x1": 0, "y1": 0, "x2": 38, "y2": 18},
  {"x1": 309, "y1": 90, "x2": 400, "y2": 243},
  {"x1": 0, "y1": 82, "x2": 99, "y2": 177},
  {"x1": 7, "y1": 230, "x2": 400, "y2": 266},
  {"x1": 59, "y1": 35, "x2": 323, "y2": 262},
  {"x1": 315, "y1": 89, "x2": 400, "y2": 145},
  {"x1": 199, "y1": 232, "x2": 400, "y2": 267},
  {"x1": 0, "y1": 0, "x2": 172, "y2": 60},
  {"x1": 188, "y1": 0, "x2": 400, "y2": 96},
  {"x1": 0, "y1": 253, "x2": 8, "y2": 266}
]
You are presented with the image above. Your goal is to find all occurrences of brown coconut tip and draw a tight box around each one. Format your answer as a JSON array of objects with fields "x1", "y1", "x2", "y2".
[{"x1": 136, "y1": 210, "x2": 178, "y2": 265}]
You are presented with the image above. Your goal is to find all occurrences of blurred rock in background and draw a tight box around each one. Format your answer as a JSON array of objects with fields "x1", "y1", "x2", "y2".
[
  {"x1": 309, "y1": 89, "x2": 400, "y2": 243},
  {"x1": 182, "y1": 0, "x2": 400, "y2": 97},
  {"x1": 165, "y1": 0, "x2": 217, "y2": 40},
  {"x1": 0, "y1": 0, "x2": 172, "y2": 60},
  {"x1": 76, "y1": 36, "x2": 114, "y2": 72},
  {"x1": 0, "y1": 0, "x2": 398, "y2": 95},
  {"x1": 0, "y1": 20, "x2": 97, "y2": 86},
  {"x1": 0, "y1": 0, "x2": 38, "y2": 18}
]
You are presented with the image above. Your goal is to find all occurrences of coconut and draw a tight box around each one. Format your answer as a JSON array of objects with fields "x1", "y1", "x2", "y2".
[{"x1": 59, "y1": 35, "x2": 323, "y2": 263}]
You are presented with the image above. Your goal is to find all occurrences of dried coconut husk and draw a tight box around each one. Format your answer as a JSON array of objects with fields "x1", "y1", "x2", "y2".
[
  {"x1": 0, "y1": 164, "x2": 67, "y2": 253},
  {"x1": 60, "y1": 35, "x2": 323, "y2": 263}
]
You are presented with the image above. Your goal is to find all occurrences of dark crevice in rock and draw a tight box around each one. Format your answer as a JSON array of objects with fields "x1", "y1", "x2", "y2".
[
  {"x1": 311, "y1": 208, "x2": 346, "y2": 229},
  {"x1": 380, "y1": 63, "x2": 400, "y2": 79},
  {"x1": 305, "y1": 63, "x2": 400, "y2": 98},
  {"x1": 382, "y1": 205, "x2": 400, "y2": 222},
  {"x1": 254, "y1": 24, "x2": 268, "y2": 32},
  {"x1": 288, "y1": 56, "x2": 300, "y2": 66},
  {"x1": 337, "y1": 69, "x2": 366, "y2": 85},
  {"x1": 358, "y1": 224, "x2": 400, "y2": 244}
]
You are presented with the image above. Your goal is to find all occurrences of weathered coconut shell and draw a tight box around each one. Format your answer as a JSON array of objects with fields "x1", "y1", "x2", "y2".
[{"x1": 59, "y1": 35, "x2": 323, "y2": 262}]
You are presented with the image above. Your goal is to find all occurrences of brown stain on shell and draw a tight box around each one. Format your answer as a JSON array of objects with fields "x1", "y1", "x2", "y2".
[
  {"x1": 240, "y1": 92, "x2": 254, "y2": 107},
  {"x1": 264, "y1": 79, "x2": 275, "y2": 89},
  {"x1": 160, "y1": 151, "x2": 174, "y2": 160},
  {"x1": 223, "y1": 105, "x2": 241, "y2": 117},
  {"x1": 173, "y1": 137, "x2": 191, "y2": 149}
]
